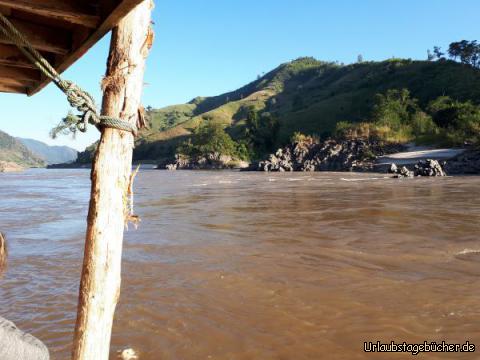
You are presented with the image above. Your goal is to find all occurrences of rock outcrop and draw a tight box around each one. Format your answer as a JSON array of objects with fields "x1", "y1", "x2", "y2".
[
  {"x1": 414, "y1": 159, "x2": 446, "y2": 177},
  {"x1": 389, "y1": 164, "x2": 414, "y2": 178},
  {"x1": 390, "y1": 159, "x2": 446, "y2": 178},
  {"x1": 250, "y1": 138, "x2": 403, "y2": 172},
  {"x1": 162, "y1": 153, "x2": 249, "y2": 170}
]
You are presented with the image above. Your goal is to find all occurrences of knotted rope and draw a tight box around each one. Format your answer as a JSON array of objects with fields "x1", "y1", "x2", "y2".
[{"x1": 0, "y1": 13, "x2": 137, "y2": 137}]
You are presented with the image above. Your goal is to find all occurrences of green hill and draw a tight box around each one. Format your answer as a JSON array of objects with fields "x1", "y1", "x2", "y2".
[
  {"x1": 82, "y1": 57, "x2": 480, "y2": 163},
  {"x1": 0, "y1": 130, "x2": 45, "y2": 167}
]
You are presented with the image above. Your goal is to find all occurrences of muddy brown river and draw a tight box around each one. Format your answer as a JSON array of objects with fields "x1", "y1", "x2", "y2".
[{"x1": 0, "y1": 169, "x2": 479, "y2": 359}]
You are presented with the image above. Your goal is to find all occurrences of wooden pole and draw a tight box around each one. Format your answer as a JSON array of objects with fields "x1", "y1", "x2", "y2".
[{"x1": 71, "y1": 2, "x2": 153, "y2": 360}]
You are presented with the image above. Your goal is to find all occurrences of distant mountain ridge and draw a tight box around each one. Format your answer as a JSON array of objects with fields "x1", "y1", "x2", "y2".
[
  {"x1": 0, "y1": 130, "x2": 44, "y2": 167},
  {"x1": 18, "y1": 138, "x2": 78, "y2": 165}
]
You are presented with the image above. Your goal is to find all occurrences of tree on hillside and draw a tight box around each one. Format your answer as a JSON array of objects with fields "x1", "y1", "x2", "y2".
[
  {"x1": 433, "y1": 46, "x2": 444, "y2": 59},
  {"x1": 245, "y1": 107, "x2": 280, "y2": 155},
  {"x1": 448, "y1": 40, "x2": 480, "y2": 68},
  {"x1": 178, "y1": 122, "x2": 237, "y2": 158},
  {"x1": 372, "y1": 88, "x2": 420, "y2": 130},
  {"x1": 336, "y1": 86, "x2": 480, "y2": 145},
  {"x1": 357, "y1": 54, "x2": 364, "y2": 63},
  {"x1": 427, "y1": 49, "x2": 435, "y2": 61},
  {"x1": 427, "y1": 96, "x2": 480, "y2": 128},
  {"x1": 370, "y1": 88, "x2": 442, "y2": 141},
  {"x1": 448, "y1": 42, "x2": 463, "y2": 61}
]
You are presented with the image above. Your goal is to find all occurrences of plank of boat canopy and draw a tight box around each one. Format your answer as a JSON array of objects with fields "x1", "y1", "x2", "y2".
[{"x1": 0, "y1": 0, "x2": 145, "y2": 95}]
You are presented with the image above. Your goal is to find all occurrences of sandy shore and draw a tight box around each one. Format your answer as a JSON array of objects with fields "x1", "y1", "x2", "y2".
[
  {"x1": 0, "y1": 161, "x2": 24, "y2": 172},
  {"x1": 376, "y1": 145, "x2": 465, "y2": 166}
]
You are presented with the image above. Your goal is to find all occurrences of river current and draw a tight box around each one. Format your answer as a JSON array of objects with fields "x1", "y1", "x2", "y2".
[{"x1": 0, "y1": 169, "x2": 479, "y2": 359}]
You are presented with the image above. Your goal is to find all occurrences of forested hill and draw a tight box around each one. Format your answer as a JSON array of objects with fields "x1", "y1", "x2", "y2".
[
  {"x1": 80, "y1": 56, "x2": 480, "y2": 163},
  {"x1": 0, "y1": 130, "x2": 44, "y2": 167}
]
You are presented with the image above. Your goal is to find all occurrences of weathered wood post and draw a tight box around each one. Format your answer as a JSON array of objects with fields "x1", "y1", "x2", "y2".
[{"x1": 72, "y1": 1, "x2": 153, "y2": 359}]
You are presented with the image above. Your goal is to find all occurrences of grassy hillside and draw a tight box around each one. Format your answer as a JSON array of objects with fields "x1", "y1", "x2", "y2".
[
  {"x1": 86, "y1": 57, "x2": 480, "y2": 162},
  {"x1": 0, "y1": 130, "x2": 45, "y2": 167}
]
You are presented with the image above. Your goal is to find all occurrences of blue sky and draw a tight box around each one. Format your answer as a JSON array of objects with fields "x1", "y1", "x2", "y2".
[{"x1": 0, "y1": 0, "x2": 478, "y2": 150}]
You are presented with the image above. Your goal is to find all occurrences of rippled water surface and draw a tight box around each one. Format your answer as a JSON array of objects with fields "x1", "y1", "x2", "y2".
[{"x1": 0, "y1": 169, "x2": 479, "y2": 359}]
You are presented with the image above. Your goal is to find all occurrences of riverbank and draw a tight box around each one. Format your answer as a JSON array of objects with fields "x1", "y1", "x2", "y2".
[
  {"x1": 375, "y1": 146, "x2": 480, "y2": 175},
  {"x1": 240, "y1": 137, "x2": 480, "y2": 176},
  {"x1": 44, "y1": 140, "x2": 480, "y2": 176},
  {"x1": 47, "y1": 163, "x2": 158, "y2": 170},
  {"x1": 0, "y1": 161, "x2": 24, "y2": 172}
]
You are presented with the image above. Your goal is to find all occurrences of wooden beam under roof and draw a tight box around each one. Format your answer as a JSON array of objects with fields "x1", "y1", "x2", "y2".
[
  {"x1": 29, "y1": 0, "x2": 146, "y2": 95},
  {"x1": 0, "y1": 65, "x2": 41, "y2": 82},
  {"x1": 0, "y1": 0, "x2": 100, "y2": 28},
  {"x1": 0, "y1": 77, "x2": 36, "y2": 87},
  {"x1": 0, "y1": 0, "x2": 146, "y2": 95},
  {"x1": 0, "y1": 83, "x2": 28, "y2": 93},
  {"x1": 0, "y1": 44, "x2": 38, "y2": 68},
  {"x1": 0, "y1": 17, "x2": 70, "y2": 55}
]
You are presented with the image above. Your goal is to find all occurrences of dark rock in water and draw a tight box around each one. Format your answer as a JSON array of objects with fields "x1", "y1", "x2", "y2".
[
  {"x1": 252, "y1": 138, "x2": 404, "y2": 172},
  {"x1": 414, "y1": 159, "x2": 446, "y2": 177},
  {"x1": 393, "y1": 166, "x2": 414, "y2": 178},
  {"x1": 444, "y1": 148, "x2": 480, "y2": 175},
  {"x1": 389, "y1": 159, "x2": 446, "y2": 178}
]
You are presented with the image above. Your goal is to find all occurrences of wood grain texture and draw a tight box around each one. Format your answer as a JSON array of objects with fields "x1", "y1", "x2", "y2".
[
  {"x1": 0, "y1": 65, "x2": 40, "y2": 81},
  {"x1": 0, "y1": 0, "x2": 100, "y2": 28},
  {"x1": 29, "y1": 0, "x2": 145, "y2": 95},
  {"x1": 0, "y1": 17, "x2": 70, "y2": 54},
  {"x1": 0, "y1": 0, "x2": 145, "y2": 94},
  {"x1": 0, "y1": 83, "x2": 26, "y2": 92},
  {"x1": 0, "y1": 44, "x2": 39, "y2": 68},
  {"x1": 71, "y1": 1, "x2": 153, "y2": 360}
]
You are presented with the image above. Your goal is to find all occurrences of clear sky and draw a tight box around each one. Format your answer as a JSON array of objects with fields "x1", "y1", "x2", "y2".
[{"x1": 0, "y1": 0, "x2": 478, "y2": 150}]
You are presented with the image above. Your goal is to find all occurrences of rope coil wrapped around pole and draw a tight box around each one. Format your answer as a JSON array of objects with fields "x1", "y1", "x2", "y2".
[{"x1": 0, "y1": 12, "x2": 138, "y2": 137}]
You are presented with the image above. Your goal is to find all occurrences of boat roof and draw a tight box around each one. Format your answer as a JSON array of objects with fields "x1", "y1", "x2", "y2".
[{"x1": 0, "y1": 0, "x2": 144, "y2": 95}]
